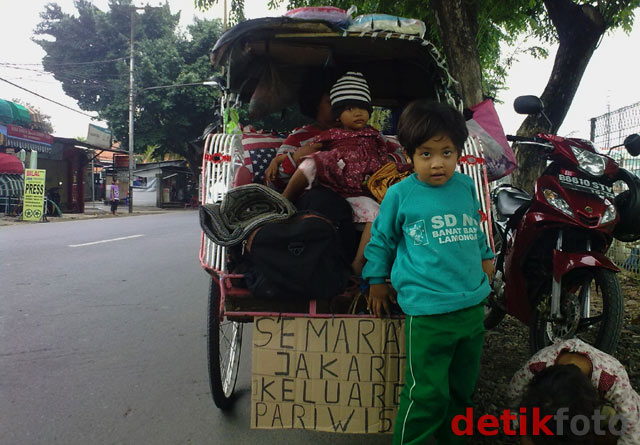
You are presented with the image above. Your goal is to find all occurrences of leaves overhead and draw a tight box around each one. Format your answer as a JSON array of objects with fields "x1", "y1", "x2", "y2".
[{"x1": 34, "y1": 0, "x2": 223, "y2": 168}]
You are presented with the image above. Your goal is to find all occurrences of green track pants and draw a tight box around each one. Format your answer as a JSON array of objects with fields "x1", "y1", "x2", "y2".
[{"x1": 393, "y1": 303, "x2": 485, "y2": 445}]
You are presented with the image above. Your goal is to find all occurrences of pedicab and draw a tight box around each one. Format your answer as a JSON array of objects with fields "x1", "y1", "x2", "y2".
[{"x1": 198, "y1": 11, "x2": 494, "y2": 433}]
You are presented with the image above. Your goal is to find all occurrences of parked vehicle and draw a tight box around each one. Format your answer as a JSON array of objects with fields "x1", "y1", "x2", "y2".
[
  {"x1": 198, "y1": 14, "x2": 490, "y2": 416},
  {"x1": 484, "y1": 95, "x2": 640, "y2": 354}
]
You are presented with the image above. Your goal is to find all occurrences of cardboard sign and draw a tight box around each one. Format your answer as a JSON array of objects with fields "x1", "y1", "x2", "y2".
[
  {"x1": 251, "y1": 316, "x2": 406, "y2": 434},
  {"x1": 22, "y1": 169, "x2": 46, "y2": 221}
]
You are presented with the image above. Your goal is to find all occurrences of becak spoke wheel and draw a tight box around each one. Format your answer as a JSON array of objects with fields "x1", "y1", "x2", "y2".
[{"x1": 207, "y1": 277, "x2": 243, "y2": 409}]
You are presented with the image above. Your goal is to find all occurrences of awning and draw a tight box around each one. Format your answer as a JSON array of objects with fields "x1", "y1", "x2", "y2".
[
  {"x1": 7, "y1": 102, "x2": 31, "y2": 126},
  {"x1": 6, "y1": 137, "x2": 52, "y2": 154},
  {"x1": 0, "y1": 99, "x2": 13, "y2": 123},
  {"x1": 0, "y1": 173, "x2": 24, "y2": 197},
  {"x1": 0, "y1": 152, "x2": 24, "y2": 174},
  {"x1": 5, "y1": 124, "x2": 53, "y2": 154}
]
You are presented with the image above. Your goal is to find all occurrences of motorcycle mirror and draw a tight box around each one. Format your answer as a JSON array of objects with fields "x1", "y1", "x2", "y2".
[
  {"x1": 624, "y1": 133, "x2": 640, "y2": 157},
  {"x1": 514, "y1": 95, "x2": 544, "y2": 115}
]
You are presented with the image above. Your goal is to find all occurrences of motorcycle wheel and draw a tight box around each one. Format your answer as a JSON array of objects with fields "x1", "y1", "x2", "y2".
[
  {"x1": 484, "y1": 222, "x2": 506, "y2": 330},
  {"x1": 529, "y1": 268, "x2": 623, "y2": 354}
]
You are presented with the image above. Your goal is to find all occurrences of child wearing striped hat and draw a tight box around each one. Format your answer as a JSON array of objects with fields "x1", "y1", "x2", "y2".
[{"x1": 282, "y1": 71, "x2": 410, "y2": 274}]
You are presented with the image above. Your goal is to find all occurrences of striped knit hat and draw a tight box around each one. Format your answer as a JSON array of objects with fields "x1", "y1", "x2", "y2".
[{"x1": 329, "y1": 71, "x2": 372, "y2": 110}]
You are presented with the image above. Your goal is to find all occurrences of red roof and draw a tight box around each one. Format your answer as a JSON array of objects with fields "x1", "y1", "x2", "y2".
[{"x1": 0, "y1": 152, "x2": 24, "y2": 174}]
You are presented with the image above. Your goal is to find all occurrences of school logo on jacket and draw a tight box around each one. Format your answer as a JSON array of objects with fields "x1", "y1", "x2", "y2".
[
  {"x1": 430, "y1": 213, "x2": 479, "y2": 245},
  {"x1": 406, "y1": 220, "x2": 429, "y2": 245}
]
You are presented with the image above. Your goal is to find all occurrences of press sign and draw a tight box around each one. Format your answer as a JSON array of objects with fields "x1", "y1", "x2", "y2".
[{"x1": 23, "y1": 169, "x2": 46, "y2": 221}]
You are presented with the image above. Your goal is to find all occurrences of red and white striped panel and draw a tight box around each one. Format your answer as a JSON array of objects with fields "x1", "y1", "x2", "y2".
[
  {"x1": 459, "y1": 136, "x2": 494, "y2": 251},
  {"x1": 200, "y1": 132, "x2": 242, "y2": 273}
]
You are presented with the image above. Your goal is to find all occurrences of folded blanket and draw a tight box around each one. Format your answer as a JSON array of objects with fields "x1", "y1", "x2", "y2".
[{"x1": 200, "y1": 184, "x2": 296, "y2": 246}]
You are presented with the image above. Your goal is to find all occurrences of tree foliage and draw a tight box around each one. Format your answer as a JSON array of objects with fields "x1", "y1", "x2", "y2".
[{"x1": 34, "y1": 0, "x2": 223, "y2": 173}]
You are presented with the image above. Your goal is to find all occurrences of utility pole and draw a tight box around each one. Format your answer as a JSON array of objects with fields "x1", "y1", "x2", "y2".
[
  {"x1": 223, "y1": 0, "x2": 228, "y2": 30},
  {"x1": 128, "y1": 5, "x2": 148, "y2": 214},
  {"x1": 128, "y1": 7, "x2": 136, "y2": 213},
  {"x1": 127, "y1": 5, "x2": 217, "y2": 215}
]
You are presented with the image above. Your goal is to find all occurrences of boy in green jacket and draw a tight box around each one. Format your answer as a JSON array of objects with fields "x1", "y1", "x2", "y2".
[{"x1": 363, "y1": 100, "x2": 495, "y2": 444}]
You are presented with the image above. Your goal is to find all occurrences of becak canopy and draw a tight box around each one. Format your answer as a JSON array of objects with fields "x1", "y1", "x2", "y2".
[{"x1": 0, "y1": 152, "x2": 24, "y2": 174}]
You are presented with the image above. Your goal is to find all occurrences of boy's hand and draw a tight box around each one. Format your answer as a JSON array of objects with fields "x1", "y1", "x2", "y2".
[
  {"x1": 265, "y1": 154, "x2": 286, "y2": 183},
  {"x1": 368, "y1": 283, "x2": 396, "y2": 318},
  {"x1": 482, "y1": 259, "x2": 495, "y2": 283}
]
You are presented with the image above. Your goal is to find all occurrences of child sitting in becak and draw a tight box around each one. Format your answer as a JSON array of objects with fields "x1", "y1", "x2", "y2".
[
  {"x1": 509, "y1": 338, "x2": 640, "y2": 444},
  {"x1": 282, "y1": 71, "x2": 410, "y2": 275}
]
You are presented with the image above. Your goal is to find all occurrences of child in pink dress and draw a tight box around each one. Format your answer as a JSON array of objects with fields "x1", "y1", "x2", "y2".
[{"x1": 282, "y1": 71, "x2": 410, "y2": 274}]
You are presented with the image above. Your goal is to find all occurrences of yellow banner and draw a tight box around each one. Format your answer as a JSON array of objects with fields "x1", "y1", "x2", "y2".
[{"x1": 23, "y1": 169, "x2": 46, "y2": 221}]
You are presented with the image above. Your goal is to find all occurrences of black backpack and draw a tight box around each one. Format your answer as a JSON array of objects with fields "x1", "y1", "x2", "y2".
[{"x1": 231, "y1": 211, "x2": 351, "y2": 300}]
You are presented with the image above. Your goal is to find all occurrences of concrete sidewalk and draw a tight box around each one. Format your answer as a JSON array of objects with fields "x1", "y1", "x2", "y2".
[{"x1": 0, "y1": 202, "x2": 196, "y2": 226}]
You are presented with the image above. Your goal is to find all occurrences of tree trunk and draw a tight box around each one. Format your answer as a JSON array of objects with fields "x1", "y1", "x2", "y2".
[
  {"x1": 512, "y1": 0, "x2": 606, "y2": 193},
  {"x1": 171, "y1": 140, "x2": 203, "y2": 179},
  {"x1": 431, "y1": 0, "x2": 484, "y2": 106},
  {"x1": 183, "y1": 143, "x2": 203, "y2": 179}
]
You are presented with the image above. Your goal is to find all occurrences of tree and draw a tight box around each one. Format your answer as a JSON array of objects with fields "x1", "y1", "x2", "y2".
[
  {"x1": 195, "y1": 0, "x2": 639, "y2": 192},
  {"x1": 34, "y1": 0, "x2": 223, "y2": 175},
  {"x1": 510, "y1": 1, "x2": 638, "y2": 190},
  {"x1": 11, "y1": 99, "x2": 55, "y2": 133}
]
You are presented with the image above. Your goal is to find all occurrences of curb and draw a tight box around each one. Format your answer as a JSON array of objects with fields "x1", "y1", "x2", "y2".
[{"x1": 0, "y1": 206, "x2": 196, "y2": 226}]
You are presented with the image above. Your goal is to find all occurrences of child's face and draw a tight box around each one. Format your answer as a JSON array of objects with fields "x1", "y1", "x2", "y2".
[
  {"x1": 339, "y1": 107, "x2": 370, "y2": 131},
  {"x1": 412, "y1": 133, "x2": 459, "y2": 186}
]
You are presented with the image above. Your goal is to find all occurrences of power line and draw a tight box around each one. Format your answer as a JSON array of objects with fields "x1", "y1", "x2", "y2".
[
  {"x1": 0, "y1": 76, "x2": 98, "y2": 118},
  {"x1": 0, "y1": 65, "x2": 125, "y2": 82},
  {"x1": 0, "y1": 57, "x2": 129, "y2": 67}
]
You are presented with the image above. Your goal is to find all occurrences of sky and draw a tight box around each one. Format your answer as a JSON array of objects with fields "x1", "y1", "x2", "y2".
[
  {"x1": 0, "y1": 0, "x2": 287, "y2": 138},
  {"x1": 1, "y1": 1, "x2": 639, "y2": 140}
]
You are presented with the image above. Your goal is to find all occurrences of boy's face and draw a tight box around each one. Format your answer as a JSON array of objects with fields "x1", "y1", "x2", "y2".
[
  {"x1": 339, "y1": 106, "x2": 370, "y2": 131},
  {"x1": 412, "y1": 133, "x2": 459, "y2": 186}
]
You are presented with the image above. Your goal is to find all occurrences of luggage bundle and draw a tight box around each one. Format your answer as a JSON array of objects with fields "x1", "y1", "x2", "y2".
[{"x1": 200, "y1": 184, "x2": 351, "y2": 300}]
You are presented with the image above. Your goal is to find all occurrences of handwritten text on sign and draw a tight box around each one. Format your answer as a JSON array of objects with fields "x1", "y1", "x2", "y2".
[{"x1": 251, "y1": 317, "x2": 406, "y2": 434}]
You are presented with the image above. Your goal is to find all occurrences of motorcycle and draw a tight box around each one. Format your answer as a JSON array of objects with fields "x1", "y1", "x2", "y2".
[{"x1": 484, "y1": 95, "x2": 640, "y2": 354}]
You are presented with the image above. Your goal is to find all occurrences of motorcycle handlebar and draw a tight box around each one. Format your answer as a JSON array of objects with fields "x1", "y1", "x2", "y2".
[
  {"x1": 506, "y1": 135, "x2": 536, "y2": 143},
  {"x1": 506, "y1": 134, "x2": 555, "y2": 154}
]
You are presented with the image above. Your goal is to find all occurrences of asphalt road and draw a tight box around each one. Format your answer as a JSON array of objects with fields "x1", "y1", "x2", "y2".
[{"x1": 0, "y1": 211, "x2": 391, "y2": 444}]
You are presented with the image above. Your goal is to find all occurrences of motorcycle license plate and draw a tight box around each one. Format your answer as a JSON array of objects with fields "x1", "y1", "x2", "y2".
[{"x1": 557, "y1": 174, "x2": 615, "y2": 199}]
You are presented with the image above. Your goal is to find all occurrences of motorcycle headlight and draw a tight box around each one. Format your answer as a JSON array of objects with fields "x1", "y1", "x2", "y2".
[
  {"x1": 571, "y1": 145, "x2": 606, "y2": 177},
  {"x1": 543, "y1": 189, "x2": 575, "y2": 218},
  {"x1": 600, "y1": 204, "x2": 617, "y2": 225}
]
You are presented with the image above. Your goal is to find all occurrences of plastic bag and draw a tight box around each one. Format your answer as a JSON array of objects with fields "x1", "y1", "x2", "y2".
[
  {"x1": 347, "y1": 14, "x2": 426, "y2": 38},
  {"x1": 466, "y1": 99, "x2": 516, "y2": 181},
  {"x1": 248, "y1": 62, "x2": 297, "y2": 119},
  {"x1": 284, "y1": 6, "x2": 350, "y2": 25}
]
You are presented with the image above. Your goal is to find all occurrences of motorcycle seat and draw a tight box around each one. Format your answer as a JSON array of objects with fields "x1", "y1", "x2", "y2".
[{"x1": 496, "y1": 188, "x2": 532, "y2": 218}]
